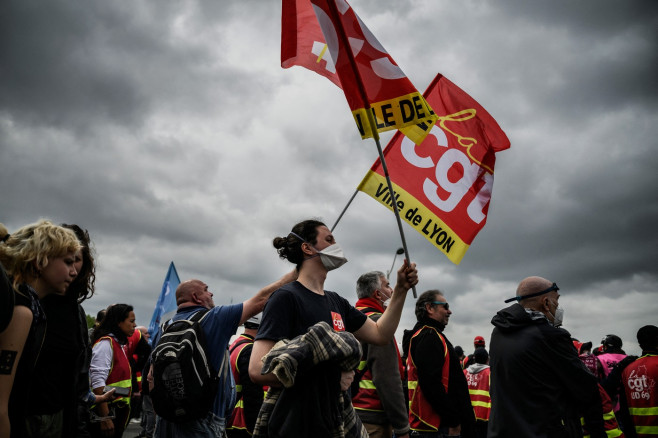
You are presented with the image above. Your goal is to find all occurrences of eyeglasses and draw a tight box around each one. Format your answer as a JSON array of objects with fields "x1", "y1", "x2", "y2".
[{"x1": 431, "y1": 301, "x2": 449, "y2": 310}]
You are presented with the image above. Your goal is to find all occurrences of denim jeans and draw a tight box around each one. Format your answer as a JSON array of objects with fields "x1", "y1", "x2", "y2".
[
  {"x1": 141, "y1": 394, "x2": 155, "y2": 438},
  {"x1": 155, "y1": 412, "x2": 226, "y2": 438}
]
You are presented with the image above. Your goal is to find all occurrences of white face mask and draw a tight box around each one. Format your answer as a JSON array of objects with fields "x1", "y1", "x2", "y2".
[
  {"x1": 380, "y1": 290, "x2": 392, "y2": 308},
  {"x1": 548, "y1": 301, "x2": 564, "y2": 327},
  {"x1": 314, "y1": 243, "x2": 348, "y2": 271}
]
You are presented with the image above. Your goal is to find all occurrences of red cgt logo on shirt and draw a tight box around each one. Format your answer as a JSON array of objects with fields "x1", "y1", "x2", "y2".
[{"x1": 331, "y1": 312, "x2": 345, "y2": 332}]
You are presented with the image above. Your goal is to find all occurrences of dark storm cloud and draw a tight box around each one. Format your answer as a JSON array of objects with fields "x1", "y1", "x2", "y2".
[
  {"x1": 0, "y1": 0, "x2": 257, "y2": 133},
  {"x1": 0, "y1": 1, "x2": 149, "y2": 129},
  {"x1": 496, "y1": 1, "x2": 658, "y2": 115},
  {"x1": 1, "y1": 0, "x2": 655, "y2": 353},
  {"x1": 0, "y1": 122, "x2": 225, "y2": 245},
  {"x1": 499, "y1": 0, "x2": 658, "y2": 34}
]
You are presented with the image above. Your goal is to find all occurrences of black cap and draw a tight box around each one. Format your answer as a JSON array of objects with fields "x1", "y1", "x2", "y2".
[
  {"x1": 602, "y1": 334, "x2": 623, "y2": 349},
  {"x1": 473, "y1": 347, "x2": 488, "y2": 364}
]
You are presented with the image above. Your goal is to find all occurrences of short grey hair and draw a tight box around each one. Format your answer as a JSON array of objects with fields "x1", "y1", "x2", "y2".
[{"x1": 356, "y1": 271, "x2": 385, "y2": 299}]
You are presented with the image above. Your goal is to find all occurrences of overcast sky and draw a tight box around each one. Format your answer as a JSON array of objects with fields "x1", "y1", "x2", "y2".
[{"x1": 1, "y1": 0, "x2": 657, "y2": 355}]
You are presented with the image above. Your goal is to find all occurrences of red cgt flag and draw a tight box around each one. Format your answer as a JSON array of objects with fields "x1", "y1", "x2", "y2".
[
  {"x1": 358, "y1": 74, "x2": 511, "y2": 264},
  {"x1": 281, "y1": 0, "x2": 437, "y2": 145}
]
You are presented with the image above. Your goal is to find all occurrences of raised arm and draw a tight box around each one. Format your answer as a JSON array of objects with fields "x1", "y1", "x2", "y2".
[
  {"x1": 354, "y1": 260, "x2": 417, "y2": 346},
  {"x1": 240, "y1": 269, "x2": 297, "y2": 325}
]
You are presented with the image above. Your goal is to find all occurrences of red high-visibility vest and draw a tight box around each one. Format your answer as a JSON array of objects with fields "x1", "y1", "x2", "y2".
[
  {"x1": 94, "y1": 336, "x2": 132, "y2": 406},
  {"x1": 125, "y1": 329, "x2": 143, "y2": 392},
  {"x1": 622, "y1": 354, "x2": 658, "y2": 437},
  {"x1": 463, "y1": 366, "x2": 491, "y2": 422},
  {"x1": 227, "y1": 334, "x2": 256, "y2": 432},
  {"x1": 407, "y1": 326, "x2": 450, "y2": 432},
  {"x1": 581, "y1": 384, "x2": 624, "y2": 438},
  {"x1": 352, "y1": 307, "x2": 404, "y2": 413}
]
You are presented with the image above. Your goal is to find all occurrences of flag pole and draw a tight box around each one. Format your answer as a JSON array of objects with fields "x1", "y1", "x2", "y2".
[
  {"x1": 331, "y1": 188, "x2": 358, "y2": 232},
  {"x1": 325, "y1": 0, "x2": 416, "y2": 297},
  {"x1": 368, "y1": 121, "x2": 417, "y2": 298}
]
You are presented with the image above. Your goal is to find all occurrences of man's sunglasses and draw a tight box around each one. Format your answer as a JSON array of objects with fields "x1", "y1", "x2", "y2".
[{"x1": 431, "y1": 301, "x2": 449, "y2": 310}]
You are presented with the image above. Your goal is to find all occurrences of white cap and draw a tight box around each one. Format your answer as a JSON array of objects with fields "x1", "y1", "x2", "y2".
[{"x1": 245, "y1": 313, "x2": 261, "y2": 327}]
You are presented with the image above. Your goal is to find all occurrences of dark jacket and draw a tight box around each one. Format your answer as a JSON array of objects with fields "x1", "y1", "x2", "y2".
[
  {"x1": 253, "y1": 321, "x2": 366, "y2": 438},
  {"x1": 9, "y1": 284, "x2": 46, "y2": 438},
  {"x1": 0, "y1": 264, "x2": 13, "y2": 333},
  {"x1": 26, "y1": 293, "x2": 91, "y2": 437},
  {"x1": 488, "y1": 303, "x2": 606, "y2": 438},
  {"x1": 407, "y1": 317, "x2": 476, "y2": 437}
]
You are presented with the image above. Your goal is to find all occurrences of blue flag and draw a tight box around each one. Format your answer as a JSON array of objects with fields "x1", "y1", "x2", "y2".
[{"x1": 148, "y1": 261, "x2": 181, "y2": 339}]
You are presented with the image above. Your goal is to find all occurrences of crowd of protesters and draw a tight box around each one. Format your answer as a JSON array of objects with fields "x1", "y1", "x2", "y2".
[{"x1": 1, "y1": 218, "x2": 656, "y2": 438}]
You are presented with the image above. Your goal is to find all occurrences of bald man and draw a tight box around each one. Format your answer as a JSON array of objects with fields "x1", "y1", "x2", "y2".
[
  {"x1": 488, "y1": 276, "x2": 606, "y2": 438},
  {"x1": 151, "y1": 271, "x2": 297, "y2": 438}
]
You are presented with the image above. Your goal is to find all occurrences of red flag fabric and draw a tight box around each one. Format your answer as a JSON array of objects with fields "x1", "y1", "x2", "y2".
[
  {"x1": 358, "y1": 74, "x2": 511, "y2": 264},
  {"x1": 281, "y1": 0, "x2": 437, "y2": 144}
]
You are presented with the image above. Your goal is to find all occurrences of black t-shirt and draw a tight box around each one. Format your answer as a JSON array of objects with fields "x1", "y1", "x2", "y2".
[
  {"x1": 256, "y1": 281, "x2": 367, "y2": 341},
  {"x1": 29, "y1": 293, "x2": 83, "y2": 414}
]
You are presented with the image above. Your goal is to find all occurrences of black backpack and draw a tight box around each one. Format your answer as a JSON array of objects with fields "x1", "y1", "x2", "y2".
[{"x1": 150, "y1": 309, "x2": 219, "y2": 423}]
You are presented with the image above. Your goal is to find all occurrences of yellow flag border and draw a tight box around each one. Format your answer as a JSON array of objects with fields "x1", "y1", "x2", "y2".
[
  {"x1": 358, "y1": 170, "x2": 469, "y2": 265},
  {"x1": 351, "y1": 92, "x2": 438, "y2": 145}
]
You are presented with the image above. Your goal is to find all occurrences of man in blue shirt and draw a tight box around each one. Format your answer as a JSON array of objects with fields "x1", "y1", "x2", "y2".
[{"x1": 151, "y1": 271, "x2": 296, "y2": 438}]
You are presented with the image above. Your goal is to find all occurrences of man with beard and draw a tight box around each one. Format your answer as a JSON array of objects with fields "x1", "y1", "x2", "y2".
[{"x1": 405, "y1": 290, "x2": 475, "y2": 437}]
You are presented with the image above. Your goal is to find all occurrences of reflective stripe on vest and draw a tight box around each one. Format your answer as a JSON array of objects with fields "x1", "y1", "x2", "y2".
[
  {"x1": 353, "y1": 309, "x2": 385, "y2": 412},
  {"x1": 407, "y1": 326, "x2": 449, "y2": 432},
  {"x1": 464, "y1": 367, "x2": 491, "y2": 422},
  {"x1": 94, "y1": 336, "x2": 132, "y2": 406},
  {"x1": 227, "y1": 335, "x2": 254, "y2": 431},
  {"x1": 622, "y1": 354, "x2": 658, "y2": 437},
  {"x1": 581, "y1": 410, "x2": 625, "y2": 438},
  {"x1": 581, "y1": 384, "x2": 625, "y2": 438}
]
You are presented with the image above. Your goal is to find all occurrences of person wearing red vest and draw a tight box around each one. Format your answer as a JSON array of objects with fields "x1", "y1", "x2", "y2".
[
  {"x1": 352, "y1": 271, "x2": 409, "y2": 438},
  {"x1": 89, "y1": 303, "x2": 136, "y2": 438},
  {"x1": 619, "y1": 325, "x2": 658, "y2": 438},
  {"x1": 227, "y1": 315, "x2": 264, "y2": 437},
  {"x1": 463, "y1": 347, "x2": 490, "y2": 438},
  {"x1": 572, "y1": 341, "x2": 625, "y2": 438},
  {"x1": 463, "y1": 336, "x2": 486, "y2": 369},
  {"x1": 128, "y1": 326, "x2": 151, "y2": 395},
  {"x1": 574, "y1": 340, "x2": 605, "y2": 380},
  {"x1": 124, "y1": 327, "x2": 148, "y2": 420},
  {"x1": 404, "y1": 290, "x2": 475, "y2": 437},
  {"x1": 580, "y1": 384, "x2": 625, "y2": 438},
  {"x1": 126, "y1": 326, "x2": 151, "y2": 435}
]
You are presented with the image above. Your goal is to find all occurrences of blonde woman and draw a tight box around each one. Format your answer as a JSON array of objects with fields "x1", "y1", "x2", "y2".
[{"x1": 0, "y1": 220, "x2": 81, "y2": 438}]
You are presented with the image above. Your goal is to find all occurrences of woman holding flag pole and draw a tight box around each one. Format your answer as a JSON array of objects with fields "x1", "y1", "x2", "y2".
[{"x1": 248, "y1": 219, "x2": 417, "y2": 432}]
